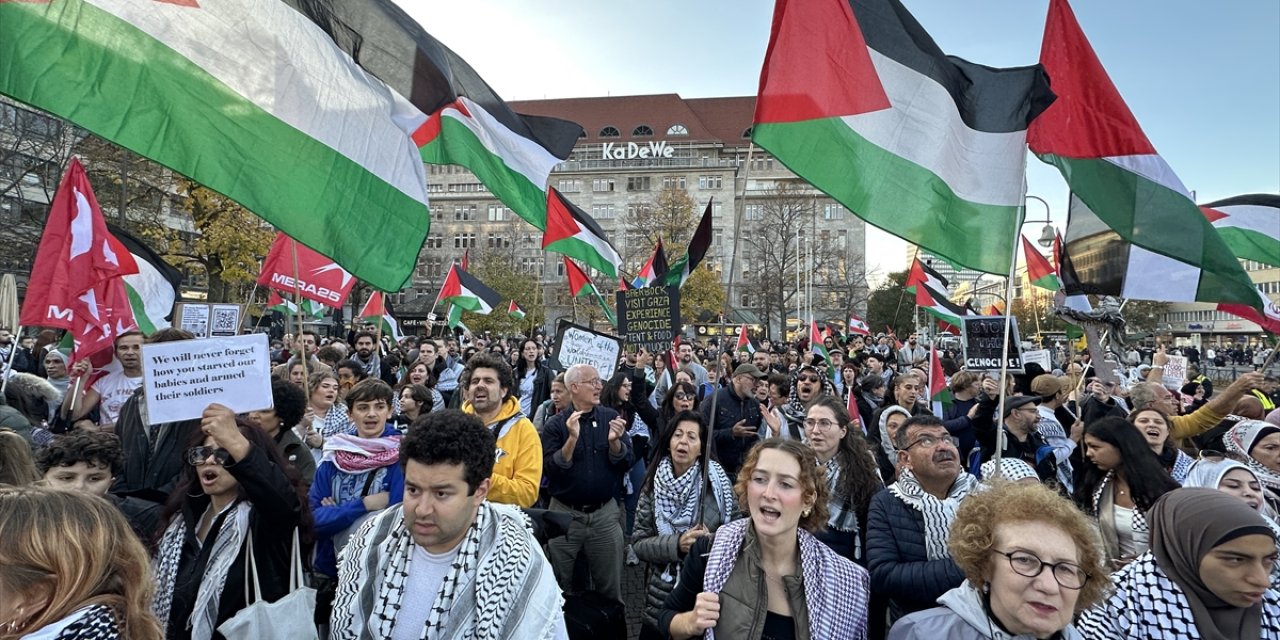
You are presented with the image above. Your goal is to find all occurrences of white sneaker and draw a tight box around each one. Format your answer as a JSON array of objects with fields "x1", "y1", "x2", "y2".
[{"x1": 625, "y1": 544, "x2": 640, "y2": 566}]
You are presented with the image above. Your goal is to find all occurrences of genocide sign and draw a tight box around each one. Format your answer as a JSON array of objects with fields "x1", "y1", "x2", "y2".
[
  {"x1": 616, "y1": 286, "x2": 680, "y2": 353},
  {"x1": 962, "y1": 316, "x2": 1025, "y2": 373}
]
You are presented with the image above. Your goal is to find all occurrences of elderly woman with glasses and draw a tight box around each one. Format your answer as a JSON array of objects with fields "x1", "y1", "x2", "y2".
[{"x1": 890, "y1": 481, "x2": 1109, "y2": 639}]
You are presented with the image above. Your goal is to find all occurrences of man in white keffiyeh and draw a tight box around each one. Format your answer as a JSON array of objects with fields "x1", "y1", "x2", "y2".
[{"x1": 331, "y1": 410, "x2": 567, "y2": 640}]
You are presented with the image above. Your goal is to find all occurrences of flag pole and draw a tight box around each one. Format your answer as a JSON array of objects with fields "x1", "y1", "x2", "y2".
[
  {"x1": 290, "y1": 240, "x2": 308, "y2": 381},
  {"x1": 0, "y1": 325, "x2": 22, "y2": 395},
  {"x1": 696, "y1": 346, "x2": 724, "y2": 524},
  {"x1": 992, "y1": 203, "x2": 1028, "y2": 474}
]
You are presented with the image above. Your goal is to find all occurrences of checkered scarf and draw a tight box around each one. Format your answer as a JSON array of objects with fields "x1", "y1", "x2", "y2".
[
  {"x1": 824, "y1": 457, "x2": 858, "y2": 533},
  {"x1": 652, "y1": 457, "x2": 735, "y2": 537},
  {"x1": 703, "y1": 518, "x2": 870, "y2": 640},
  {"x1": 152, "y1": 501, "x2": 252, "y2": 640},
  {"x1": 887, "y1": 469, "x2": 976, "y2": 561}
]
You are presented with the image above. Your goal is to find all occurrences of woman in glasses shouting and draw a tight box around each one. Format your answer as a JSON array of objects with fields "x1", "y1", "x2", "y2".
[
  {"x1": 152, "y1": 403, "x2": 310, "y2": 640},
  {"x1": 889, "y1": 481, "x2": 1109, "y2": 639}
]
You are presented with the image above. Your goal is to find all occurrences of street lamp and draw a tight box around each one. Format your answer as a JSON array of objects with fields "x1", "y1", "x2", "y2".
[{"x1": 1025, "y1": 195, "x2": 1055, "y2": 248}]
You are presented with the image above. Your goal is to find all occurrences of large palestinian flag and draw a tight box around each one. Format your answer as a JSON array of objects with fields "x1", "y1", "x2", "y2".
[
  {"x1": 1, "y1": 0, "x2": 432, "y2": 292},
  {"x1": 1027, "y1": 0, "x2": 1260, "y2": 310},
  {"x1": 752, "y1": 0, "x2": 1054, "y2": 276},
  {"x1": 543, "y1": 188, "x2": 622, "y2": 278}
]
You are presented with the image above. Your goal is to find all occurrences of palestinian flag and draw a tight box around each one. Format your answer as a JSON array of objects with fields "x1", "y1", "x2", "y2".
[
  {"x1": 653, "y1": 200, "x2": 713, "y2": 288},
  {"x1": 1, "y1": 0, "x2": 434, "y2": 292},
  {"x1": 107, "y1": 224, "x2": 182, "y2": 334},
  {"x1": 267, "y1": 291, "x2": 325, "y2": 320},
  {"x1": 434, "y1": 265, "x2": 500, "y2": 315},
  {"x1": 508, "y1": 300, "x2": 527, "y2": 321},
  {"x1": 848, "y1": 314, "x2": 871, "y2": 336},
  {"x1": 983, "y1": 302, "x2": 1005, "y2": 316},
  {"x1": 906, "y1": 258, "x2": 970, "y2": 327},
  {"x1": 736, "y1": 325, "x2": 755, "y2": 354},
  {"x1": 1021, "y1": 235, "x2": 1061, "y2": 292},
  {"x1": 809, "y1": 319, "x2": 830, "y2": 364},
  {"x1": 886, "y1": 327, "x2": 903, "y2": 351},
  {"x1": 632, "y1": 240, "x2": 669, "y2": 289},
  {"x1": 564, "y1": 257, "x2": 616, "y2": 327},
  {"x1": 929, "y1": 344, "x2": 952, "y2": 414},
  {"x1": 357, "y1": 291, "x2": 403, "y2": 342},
  {"x1": 1053, "y1": 224, "x2": 1094, "y2": 313},
  {"x1": 752, "y1": 0, "x2": 1054, "y2": 276},
  {"x1": 1200, "y1": 195, "x2": 1280, "y2": 268},
  {"x1": 542, "y1": 188, "x2": 622, "y2": 278},
  {"x1": 1027, "y1": 0, "x2": 1260, "y2": 310}
]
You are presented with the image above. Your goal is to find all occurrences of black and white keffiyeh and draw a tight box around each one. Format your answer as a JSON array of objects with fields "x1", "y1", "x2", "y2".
[
  {"x1": 152, "y1": 501, "x2": 252, "y2": 640},
  {"x1": 652, "y1": 457, "x2": 735, "y2": 537},
  {"x1": 21, "y1": 605, "x2": 121, "y2": 640},
  {"x1": 824, "y1": 457, "x2": 858, "y2": 533},
  {"x1": 330, "y1": 502, "x2": 562, "y2": 640},
  {"x1": 887, "y1": 469, "x2": 976, "y2": 560},
  {"x1": 1090, "y1": 470, "x2": 1148, "y2": 561}
]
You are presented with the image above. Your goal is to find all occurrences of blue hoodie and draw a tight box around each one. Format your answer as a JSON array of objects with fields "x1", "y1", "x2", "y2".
[{"x1": 308, "y1": 423, "x2": 404, "y2": 577}]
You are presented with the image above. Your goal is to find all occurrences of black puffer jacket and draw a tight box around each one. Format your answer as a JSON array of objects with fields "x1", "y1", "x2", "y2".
[
  {"x1": 111, "y1": 388, "x2": 201, "y2": 503},
  {"x1": 866, "y1": 488, "x2": 965, "y2": 624}
]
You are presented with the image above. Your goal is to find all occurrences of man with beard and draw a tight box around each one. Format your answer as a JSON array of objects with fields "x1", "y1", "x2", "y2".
[
  {"x1": 271, "y1": 330, "x2": 331, "y2": 380},
  {"x1": 862, "y1": 352, "x2": 893, "y2": 386},
  {"x1": 677, "y1": 342, "x2": 709, "y2": 387},
  {"x1": 867, "y1": 414, "x2": 975, "y2": 623},
  {"x1": 352, "y1": 331, "x2": 397, "y2": 386},
  {"x1": 331, "y1": 410, "x2": 568, "y2": 639},
  {"x1": 540, "y1": 363, "x2": 633, "y2": 600},
  {"x1": 63, "y1": 331, "x2": 146, "y2": 431},
  {"x1": 896, "y1": 333, "x2": 928, "y2": 372},
  {"x1": 460, "y1": 353, "x2": 542, "y2": 508},
  {"x1": 701, "y1": 363, "x2": 765, "y2": 477},
  {"x1": 776, "y1": 364, "x2": 831, "y2": 436},
  {"x1": 751, "y1": 348, "x2": 773, "y2": 374},
  {"x1": 977, "y1": 395, "x2": 1058, "y2": 486}
]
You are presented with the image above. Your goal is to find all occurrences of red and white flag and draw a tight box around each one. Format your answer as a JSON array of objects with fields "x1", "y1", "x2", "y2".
[
  {"x1": 847, "y1": 314, "x2": 871, "y2": 336},
  {"x1": 257, "y1": 233, "x2": 355, "y2": 308}
]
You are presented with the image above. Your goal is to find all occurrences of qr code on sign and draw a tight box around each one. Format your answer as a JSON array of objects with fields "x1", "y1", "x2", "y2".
[{"x1": 212, "y1": 308, "x2": 237, "y2": 333}]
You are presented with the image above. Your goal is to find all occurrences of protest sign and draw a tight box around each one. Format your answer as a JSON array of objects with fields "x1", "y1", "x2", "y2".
[
  {"x1": 142, "y1": 333, "x2": 272, "y2": 424},
  {"x1": 209, "y1": 304, "x2": 243, "y2": 337},
  {"x1": 961, "y1": 316, "x2": 1025, "y2": 372},
  {"x1": 549, "y1": 320, "x2": 622, "y2": 380},
  {"x1": 616, "y1": 286, "x2": 680, "y2": 353},
  {"x1": 1161, "y1": 354, "x2": 1189, "y2": 390},
  {"x1": 177, "y1": 303, "x2": 210, "y2": 338},
  {"x1": 1021, "y1": 349, "x2": 1053, "y2": 372}
]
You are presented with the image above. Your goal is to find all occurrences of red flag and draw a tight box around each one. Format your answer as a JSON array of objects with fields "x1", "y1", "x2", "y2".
[
  {"x1": 618, "y1": 276, "x2": 630, "y2": 291},
  {"x1": 846, "y1": 385, "x2": 862, "y2": 432},
  {"x1": 461, "y1": 248, "x2": 470, "y2": 272},
  {"x1": 256, "y1": 233, "x2": 355, "y2": 308},
  {"x1": 71, "y1": 278, "x2": 137, "y2": 362},
  {"x1": 20, "y1": 158, "x2": 138, "y2": 329},
  {"x1": 885, "y1": 326, "x2": 903, "y2": 351}
]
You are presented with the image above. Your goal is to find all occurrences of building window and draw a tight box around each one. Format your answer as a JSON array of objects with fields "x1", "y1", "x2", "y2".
[
  {"x1": 698, "y1": 175, "x2": 723, "y2": 190},
  {"x1": 591, "y1": 204, "x2": 616, "y2": 219},
  {"x1": 712, "y1": 201, "x2": 723, "y2": 217},
  {"x1": 453, "y1": 233, "x2": 476, "y2": 248},
  {"x1": 627, "y1": 176, "x2": 651, "y2": 191},
  {"x1": 488, "y1": 204, "x2": 506, "y2": 221},
  {"x1": 745, "y1": 204, "x2": 764, "y2": 221},
  {"x1": 447, "y1": 182, "x2": 486, "y2": 193},
  {"x1": 427, "y1": 183, "x2": 445, "y2": 193},
  {"x1": 558, "y1": 178, "x2": 582, "y2": 193},
  {"x1": 632, "y1": 125, "x2": 653, "y2": 137},
  {"x1": 667, "y1": 124, "x2": 689, "y2": 136},
  {"x1": 599, "y1": 126, "x2": 620, "y2": 138},
  {"x1": 520, "y1": 257, "x2": 542, "y2": 275},
  {"x1": 741, "y1": 293, "x2": 751, "y2": 307},
  {"x1": 487, "y1": 234, "x2": 511, "y2": 249},
  {"x1": 454, "y1": 205, "x2": 475, "y2": 221},
  {"x1": 661, "y1": 176, "x2": 686, "y2": 189},
  {"x1": 556, "y1": 261, "x2": 566, "y2": 276},
  {"x1": 426, "y1": 235, "x2": 444, "y2": 249},
  {"x1": 823, "y1": 203, "x2": 844, "y2": 220},
  {"x1": 592, "y1": 179, "x2": 615, "y2": 192},
  {"x1": 742, "y1": 127, "x2": 753, "y2": 138}
]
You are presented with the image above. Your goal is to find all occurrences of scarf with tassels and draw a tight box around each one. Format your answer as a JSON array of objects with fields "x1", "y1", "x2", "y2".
[
  {"x1": 152, "y1": 501, "x2": 253, "y2": 640},
  {"x1": 652, "y1": 456, "x2": 735, "y2": 537},
  {"x1": 322, "y1": 433, "x2": 401, "y2": 473},
  {"x1": 887, "y1": 469, "x2": 976, "y2": 560}
]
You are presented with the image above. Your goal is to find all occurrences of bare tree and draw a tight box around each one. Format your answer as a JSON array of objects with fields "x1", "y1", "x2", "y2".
[
  {"x1": 620, "y1": 186, "x2": 698, "y2": 269},
  {"x1": 0, "y1": 98, "x2": 82, "y2": 270}
]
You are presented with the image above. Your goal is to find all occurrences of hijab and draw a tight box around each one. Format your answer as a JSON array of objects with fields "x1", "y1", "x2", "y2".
[
  {"x1": 43, "y1": 350, "x2": 70, "y2": 396},
  {"x1": 1224, "y1": 420, "x2": 1280, "y2": 493},
  {"x1": 1182, "y1": 458, "x2": 1256, "y2": 494},
  {"x1": 1150, "y1": 488, "x2": 1275, "y2": 640}
]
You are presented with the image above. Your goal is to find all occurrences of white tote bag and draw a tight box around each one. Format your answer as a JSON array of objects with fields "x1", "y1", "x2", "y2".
[{"x1": 217, "y1": 528, "x2": 318, "y2": 639}]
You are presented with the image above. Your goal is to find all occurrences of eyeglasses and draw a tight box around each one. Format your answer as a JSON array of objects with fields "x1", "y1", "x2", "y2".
[
  {"x1": 992, "y1": 549, "x2": 1089, "y2": 590},
  {"x1": 1198, "y1": 449, "x2": 1249, "y2": 463},
  {"x1": 901, "y1": 434, "x2": 959, "y2": 451},
  {"x1": 575, "y1": 378, "x2": 603, "y2": 387},
  {"x1": 674, "y1": 392, "x2": 696, "y2": 401},
  {"x1": 804, "y1": 418, "x2": 841, "y2": 431},
  {"x1": 797, "y1": 374, "x2": 821, "y2": 383},
  {"x1": 186, "y1": 446, "x2": 232, "y2": 466}
]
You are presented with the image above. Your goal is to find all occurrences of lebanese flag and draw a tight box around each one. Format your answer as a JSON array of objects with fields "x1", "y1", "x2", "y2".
[
  {"x1": 1, "y1": 0, "x2": 433, "y2": 292},
  {"x1": 257, "y1": 233, "x2": 355, "y2": 308},
  {"x1": 1021, "y1": 235, "x2": 1061, "y2": 291},
  {"x1": 542, "y1": 188, "x2": 622, "y2": 278},
  {"x1": 434, "y1": 264, "x2": 501, "y2": 315},
  {"x1": 1028, "y1": 0, "x2": 1260, "y2": 311},
  {"x1": 847, "y1": 314, "x2": 871, "y2": 336},
  {"x1": 1200, "y1": 194, "x2": 1279, "y2": 268},
  {"x1": 736, "y1": 325, "x2": 755, "y2": 354},
  {"x1": 752, "y1": 0, "x2": 1053, "y2": 276}
]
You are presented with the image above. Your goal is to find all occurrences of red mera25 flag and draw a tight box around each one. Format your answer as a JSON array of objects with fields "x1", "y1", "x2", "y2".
[{"x1": 257, "y1": 233, "x2": 355, "y2": 308}]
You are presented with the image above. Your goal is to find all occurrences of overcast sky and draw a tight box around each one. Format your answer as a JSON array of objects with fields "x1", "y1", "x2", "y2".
[{"x1": 404, "y1": 0, "x2": 1280, "y2": 280}]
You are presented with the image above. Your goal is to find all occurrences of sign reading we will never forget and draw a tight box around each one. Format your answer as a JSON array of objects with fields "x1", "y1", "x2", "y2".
[
  {"x1": 142, "y1": 333, "x2": 272, "y2": 425},
  {"x1": 616, "y1": 286, "x2": 680, "y2": 353}
]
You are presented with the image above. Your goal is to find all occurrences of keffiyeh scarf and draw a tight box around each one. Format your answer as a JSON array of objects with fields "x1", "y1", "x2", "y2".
[
  {"x1": 22, "y1": 605, "x2": 121, "y2": 640},
  {"x1": 824, "y1": 457, "x2": 859, "y2": 533},
  {"x1": 1091, "y1": 471, "x2": 1149, "y2": 562},
  {"x1": 330, "y1": 503, "x2": 562, "y2": 640},
  {"x1": 702, "y1": 518, "x2": 869, "y2": 640},
  {"x1": 356, "y1": 352, "x2": 381, "y2": 380},
  {"x1": 887, "y1": 469, "x2": 976, "y2": 560},
  {"x1": 652, "y1": 457, "x2": 735, "y2": 537},
  {"x1": 152, "y1": 501, "x2": 253, "y2": 640},
  {"x1": 323, "y1": 433, "x2": 401, "y2": 473},
  {"x1": 1225, "y1": 420, "x2": 1280, "y2": 498}
]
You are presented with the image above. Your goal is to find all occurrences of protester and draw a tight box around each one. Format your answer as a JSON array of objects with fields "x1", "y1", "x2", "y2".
[
  {"x1": 1128, "y1": 370, "x2": 1266, "y2": 442},
  {"x1": 1075, "y1": 417, "x2": 1180, "y2": 566},
  {"x1": 978, "y1": 395, "x2": 1059, "y2": 486},
  {"x1": 601, "y1": 370, "x2": 659, "y2": 561},
  {"x1": 300, "y1": 371, "x2": 348, "y2": 461},
  {"x1": 939, "y1": 371, "x2": 990, "y2": 462},
  {"x1": 514, "y1": 338, "x2": 553, "y2": 418},
  {"x1": 394, "y1": 383, "x2": 433, "y2": 427},
  {"x1": 677, "y1": 342, "x2": 709, "y2": 387},
  {"x1": 702, "y1": 363, "x2": 766, "y2": 478},
  {"x1": 0, "y1": 428, "x2": 39, "y2": 485},
  {"x1": 330, "y1": 410, "x2": 567, "y2": 639},
  {"x1": 0, "y1": 486, "x2": 164, "y2": 639},
  {"x1": 532, "y1": 373, "x2": 568, "y2": 432},
  {"x1": 350, "y1": 331, "x2": 397, "y2": 386},
  {"x1": 270, "y1": 330, "x2": 330, "y2": 380},
  {"x1": 804, "y1": 395, "x2": 883, "y2": 562},
  {"x1": 403, "y1": 361, "x2": 446, "y2": 413},
  {"x1": 1077, "y1": 488, "x2": 1280, "y2": 638},
  {"x1": 659, "y1": 438, "x2": 870, "y2": 639},
  {"x1": 778, "y1": 363, "x2": 835, "y2": 436},
  {"x1": 889, "y1": 481, "x2": 1109, "y2": 639},
  {"x1": 35, "y1": 429, "x2": 162, "y2": 540},
  {"x1": 40, "y1": 349, "x2": 70, "y2": 403},
  {"x1": 855, "y1": 374, "x2": 887, "y2": 431},
  {"x1": 62, "y1": 331, "x2": 145, "y2": 430},
  {"x1": 1030, "y1": 374, "x2": 1077, "y2": 492},
  {"x1": 460, "y1": 353, "x2": 542, "y2": 508},
  {"x1": 152, "y1": 405, "x2": 308, "y2": 640},
  {"x1": 632, "y1": 411, "x2": 735, "y2": 638},
  {"x1": 1127, "y1": 406, "x2": 1193, "y2": 483},
  {"x1": 658, "y1": 380, "x2": 699, "y2": 430},
  {"x1": 248, "y1": 378, "x2": 316, "y2": 487},
  {"x1": 868, "y1": 414, "x2": 975, "y2": 622},
  {"x1": 1182, "y1": 456, "x2": 1280, "y2": 541},
  {"x1": 1224, "y1": 419, "x2": 1280, "y2": 513},
  {"x1": 871, "y1": 405, "x2": 913, "y2": 483}
]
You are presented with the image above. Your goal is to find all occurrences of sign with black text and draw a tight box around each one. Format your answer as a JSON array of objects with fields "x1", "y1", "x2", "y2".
[
  {"x1": 142, "y1": 334, "x2": 272, "y2": 424},
  {"x1": 616, "y1": 286, "x2": 680, "y2": 353},
  {"x1": 961, "y1": 316, "x2": 1025, "y2": 373},
  {"x1": 549, "y1": 320, "x2": 622, "y2": 380}
]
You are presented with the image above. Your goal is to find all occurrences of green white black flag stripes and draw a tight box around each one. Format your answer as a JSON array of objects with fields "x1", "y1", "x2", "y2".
[
  {"x1": 0, "y1": 0, "x2": 431, "y2": 292},
  {"x1": 752, "y1": 0, "x2": 1054, "y2": 276}
]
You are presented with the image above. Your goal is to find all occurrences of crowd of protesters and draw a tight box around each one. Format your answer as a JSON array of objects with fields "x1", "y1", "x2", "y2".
[{"x1": 1, "y1": 321, "x2": 1280, "y2": 639}]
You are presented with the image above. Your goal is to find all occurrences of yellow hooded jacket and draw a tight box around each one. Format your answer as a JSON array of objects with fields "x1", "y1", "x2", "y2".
[{"x1": 463, "y1": 395, "x2": 543, "y2": 507}]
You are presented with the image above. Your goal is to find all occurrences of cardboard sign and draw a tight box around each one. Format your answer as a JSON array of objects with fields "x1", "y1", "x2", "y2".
[
  {"x1": 961, "y1": 316, "x2": 1025, "y2": 373},
  {"x1": 616, "y1": 286, "x2": 680, "y2": 353},
  {"x1": 549, "y1": 319, "x2": 622, "y2": 380},
  {"x1": 142, "y1": 334, "x2": 272, "y2": 424},
  {"x1": 1022, "y1": 349, "x2": 1053, "y2": 372},
  {"x1": 1161, "y1": 354, "x2": 1189, "y2": 390}
]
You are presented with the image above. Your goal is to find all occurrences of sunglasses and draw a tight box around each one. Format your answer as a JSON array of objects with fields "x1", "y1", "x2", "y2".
[
  {"x1": 186, "y1": 446, "x2": 233, "y2": 466},
  {"x1": 798, "y1": 374, "x2": 822, "y2": 383},
  {"x1": 673, "y1": 392, "x2": 696, "y2": 401}
]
